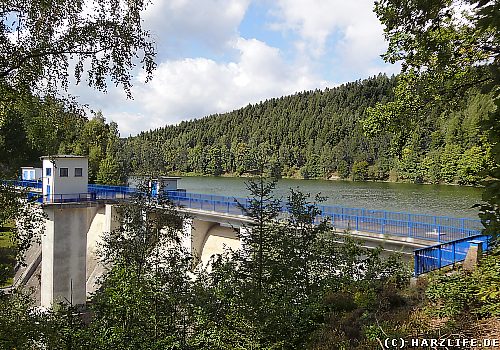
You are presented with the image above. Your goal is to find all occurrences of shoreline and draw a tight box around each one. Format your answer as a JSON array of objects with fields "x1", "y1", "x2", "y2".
[{"x1": 166, "y1": 171, "x2": 484, "y2": 189}]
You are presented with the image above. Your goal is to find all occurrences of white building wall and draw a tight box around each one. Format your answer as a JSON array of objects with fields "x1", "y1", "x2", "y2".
[{"x1": 42, "y1": 157, "x2": 88, "y2": 196}]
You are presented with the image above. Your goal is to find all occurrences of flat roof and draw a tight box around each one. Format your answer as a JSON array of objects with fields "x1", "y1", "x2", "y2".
[{"x1": 40, "y1": 155, "x2": 87, "y2": 159}]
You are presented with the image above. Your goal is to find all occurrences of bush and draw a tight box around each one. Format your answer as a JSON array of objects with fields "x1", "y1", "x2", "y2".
[
  {"x1": 457, "y1": 146, "x2": 488, "y2": 185},
  {"x1": 426, "y1": 272, "x2": 477, "y2": 317},
  {"x1": 425, "y1": 247, "x2": 500, "y2": 318},
  {"x1": 475, "y1": 248, "x2": 500, "y2": 316},
  {"x1": 352, "y1": 161, "x2": 369, "y2": 181}
]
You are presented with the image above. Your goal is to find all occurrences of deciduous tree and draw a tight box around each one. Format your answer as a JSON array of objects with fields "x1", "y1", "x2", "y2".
[
  {"x1": 365, "y1": 0, "x2": 499, "y2": 234},
  {"x1": 0, "y1": 0, "x2": 156, "y2": 100}
]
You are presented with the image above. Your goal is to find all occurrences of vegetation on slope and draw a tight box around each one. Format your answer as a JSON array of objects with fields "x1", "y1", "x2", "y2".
[
  {"x1": 310, "y1": 246, "x2": 500, "y2": 349},
  {"x1": 0, "y1": 177, "x2": 498, "y2": 349},
  {"x1": 0, "y1": 229, "x2": 14, "y2": 288},
  {"x1": 118, "y1": 74, "x2": 494, "y2": 185},
  {"x1": 0, "y1": 97, "x2": 124, "y2": 185}
]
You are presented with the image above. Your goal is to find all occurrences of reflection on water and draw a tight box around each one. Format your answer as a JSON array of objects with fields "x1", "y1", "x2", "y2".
[{"x1": 179, "y1": 177, "x2": 483, "y2": 219}]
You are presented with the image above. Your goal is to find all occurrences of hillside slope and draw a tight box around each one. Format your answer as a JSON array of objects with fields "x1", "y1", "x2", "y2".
[{"x1": 118, "y1": 74, "x2": 493, "y2": 185}]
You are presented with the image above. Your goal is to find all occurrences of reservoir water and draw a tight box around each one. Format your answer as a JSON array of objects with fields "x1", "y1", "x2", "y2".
[{"x1": 179, "y1": 176, "x2": 483, "y2": 219}]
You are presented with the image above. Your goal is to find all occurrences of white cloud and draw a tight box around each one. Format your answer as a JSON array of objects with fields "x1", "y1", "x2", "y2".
[
  {"x1": 120, "y1": 37, "x2": 329, "y2": 135},
  {"x1": 270, "y1": 0, "x2": 347, "y2": 56},
  {"x1": 270, "y1": 0, "x2": 400, "y2": 80},
  {"x1": 65, "y1": 0, "x2": 400, "y2": 136},
  {"x1": 66, "y1": 0, "x2": 254, "y2": 135},
  {"x1": 142, "y1": 0, "x2": 251, "y2": 56}
]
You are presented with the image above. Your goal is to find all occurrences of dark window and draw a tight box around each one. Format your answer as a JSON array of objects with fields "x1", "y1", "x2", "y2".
[
  {"x1": 60, "y1": 168, "x2": 68, "y2": 177},
  {"x1": 46, "y1": 168, "x2": 52, "y2": 176},
  {"x1": 74, "y1": 168, "x2": 83, "y2": 177}
]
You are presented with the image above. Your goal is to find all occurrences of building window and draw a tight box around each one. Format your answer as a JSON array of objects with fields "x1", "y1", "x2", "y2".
[
  {"x1": 74, "y1": 168, "x2": 83, "y2": 177},
  {"x1": 46, "y1": 168, "x2": 52, "y2": 176},
  {"x1": 60, "y1": 168, "x2": 69, "y2": 177}
]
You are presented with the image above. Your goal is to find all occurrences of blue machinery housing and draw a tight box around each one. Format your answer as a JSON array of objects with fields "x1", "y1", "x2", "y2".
[{"x1": 6, "y1": 179, "x2": 489, "y2": 276}]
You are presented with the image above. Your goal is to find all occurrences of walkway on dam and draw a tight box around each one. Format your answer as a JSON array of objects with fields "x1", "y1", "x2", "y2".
[
  {"x1": 8, "y1": 179, "x2": 482, "y2": 244},
  {"x1": 3, "y1": 179, "x2": 491, "y2": 278}
]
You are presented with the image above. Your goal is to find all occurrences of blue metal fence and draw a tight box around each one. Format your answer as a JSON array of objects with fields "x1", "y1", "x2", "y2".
[
  {"x1": 3, "y1": 179, "x2": 43, "y2": 189},
  {"x1": 168, "y1": 195, "x2": 248, "y2": 216},
  {"x1": 165, "y1": 190, "x2": 482, "y2": 242},
  {"x1": 88, "y1": 184, "x2": 136, "y2": 198},
  {"x1": 414, "y1": 234, "x2": 491, "y2": 275},
  {"x1": 317, "y1": 205, "x2": 480, "y2": 231},
  {"x1": 6, "y1": 180, "x2": 483, "y2": 243}
]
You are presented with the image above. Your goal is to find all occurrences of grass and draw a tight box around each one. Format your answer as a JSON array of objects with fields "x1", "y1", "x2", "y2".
[
  {"x1": 0, "y1": 230, "x2": 13, "y2": 248},
  {"x1": 0, "y1": 229, "x2": 16, "y2": 287}
]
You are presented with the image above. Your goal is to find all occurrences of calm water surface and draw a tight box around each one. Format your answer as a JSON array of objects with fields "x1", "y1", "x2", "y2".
[{"x1": 179, "y1": 177, "x2": 483, "y2": 219}]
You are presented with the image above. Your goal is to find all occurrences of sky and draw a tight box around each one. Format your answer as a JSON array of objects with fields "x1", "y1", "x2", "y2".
[{"x1": 70, "y1": 0, "x2": 401, "y2": 136}]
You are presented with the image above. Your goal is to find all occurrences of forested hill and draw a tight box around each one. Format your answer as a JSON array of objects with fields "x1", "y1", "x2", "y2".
[{"x1": 118, "y1": 73, "x2": 493, "y2": 185}]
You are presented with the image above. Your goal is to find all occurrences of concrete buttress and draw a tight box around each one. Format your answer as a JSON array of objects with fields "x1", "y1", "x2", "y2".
[{"x1": 41, "y1": 203, "x2": 99, "y2": 308}]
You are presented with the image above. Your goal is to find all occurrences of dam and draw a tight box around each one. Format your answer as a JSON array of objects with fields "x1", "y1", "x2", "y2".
[{"x1": 5, "y1": 155, "x2": 487, "y2": 307}]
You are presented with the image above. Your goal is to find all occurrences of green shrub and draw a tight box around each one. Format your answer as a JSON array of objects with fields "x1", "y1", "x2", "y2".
[
  {"x1": 426, "y1": 272, "x2": 477, "y2": 317},
  {"x1": 475, "y1": 249, "x2": 500, "y2": 316},
  {"x1": 425, "y1": 247, "x2": 500, "y2": 318},
  {"x1": 352, "y1": 161, "x2": 369, "y2": 181}
]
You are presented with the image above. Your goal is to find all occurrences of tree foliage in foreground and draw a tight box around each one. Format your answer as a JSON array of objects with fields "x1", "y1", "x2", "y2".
[
  {"x1": 190, "y1": 177, "x2": 409, "y2": 349},
  {"x1": 83, "y1": 182, "x2": 193, "y2": 349},
  {"x1": 0, "y1": 178, "x2": 411, "y2": 349},
  {"x1": 0, "y1": 184, "x2": 45, "y2": 286},
  {"x1": 366, "y1": 0, "x2": 500, "y2": 235},
  {"x1": 0, "y1": 0, "x2": 155, "y2": 100}
]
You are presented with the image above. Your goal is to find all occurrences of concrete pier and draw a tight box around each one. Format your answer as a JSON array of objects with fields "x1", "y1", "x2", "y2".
[
  {"x1": 41, "y1": 203, "x2": 99, "y2": 307},
  {"x1": 183, "y1": 218, "x2": 241, "y2": 266}
]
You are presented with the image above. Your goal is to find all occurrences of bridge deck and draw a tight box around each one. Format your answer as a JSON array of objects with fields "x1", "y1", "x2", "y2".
[
  {"x1": 6, "y1": 180, "x2": 482, "y2": 243},
  {"x1": 4, "y1": 179, "x2": 490, "y2": 277}
]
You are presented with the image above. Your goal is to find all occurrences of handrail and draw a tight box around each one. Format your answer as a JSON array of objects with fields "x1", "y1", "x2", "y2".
[
  {"x1": 165, "y1": 192, "x2": 482, "y2": 242},
  {"x1": 6, "y1": 181, "x2": 482, "y2": 243},
  {"x1": 414, "y1": 234, "x2": 490, "y2": 276}
]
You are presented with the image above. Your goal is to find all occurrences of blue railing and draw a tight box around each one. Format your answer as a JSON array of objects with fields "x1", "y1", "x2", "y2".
[
  {"x1": 7, "y1": 181, "x2": 483, "y2": 243},
  {"x1": 88, "y1": 184, "x2": 136, "y2": 198},
  {"x1": 3, "y1": 179, "x2": 43, "y2": 189},
  {"x1": 164, "y1": 191, "x2": 482, "y2": 243},
  {"x1": 414, "y1": 235, "x2": 491, "y2": 276}
]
